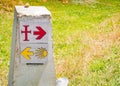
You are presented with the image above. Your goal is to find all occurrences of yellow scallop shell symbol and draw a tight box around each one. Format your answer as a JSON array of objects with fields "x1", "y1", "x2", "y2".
[{"x1": 35, "y1": 47, "x2": 48, "y2": 59}]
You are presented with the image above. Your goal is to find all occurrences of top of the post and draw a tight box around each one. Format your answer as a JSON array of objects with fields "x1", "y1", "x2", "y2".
[{"x1": 15, "y1": 6, "x2": 51, "y2": 17}]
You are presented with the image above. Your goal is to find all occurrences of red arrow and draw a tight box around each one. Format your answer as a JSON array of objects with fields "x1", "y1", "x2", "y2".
[{"x1": 33, "y1": 26, "x2": 46, "y2": 40}]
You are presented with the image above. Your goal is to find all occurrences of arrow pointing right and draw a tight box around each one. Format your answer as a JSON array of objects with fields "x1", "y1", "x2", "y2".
[
  {"x1": 21, "y1": 47, "x2": 34, "y2": 60},
  {"x1": 33, "y1": 26, "x2": 46, "y2": 40}
]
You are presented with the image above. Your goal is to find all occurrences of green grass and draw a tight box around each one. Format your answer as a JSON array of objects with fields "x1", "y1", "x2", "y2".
[
  {"x1": 0, "y1": 13, "x2": 12, "y2": 86},
  {"x1": 0, "y1": 0, "x2": 120, "y2": 86}
]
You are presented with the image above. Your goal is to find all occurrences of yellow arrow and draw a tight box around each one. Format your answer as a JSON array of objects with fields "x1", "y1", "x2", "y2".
[{"x1": 21, "y1": 47, "x2": 34, "y2": 60}]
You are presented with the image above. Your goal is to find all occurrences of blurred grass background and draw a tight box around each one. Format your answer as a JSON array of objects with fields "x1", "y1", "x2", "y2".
[{"x1": 0, "y1": 0, "x2": 120, "y2": 86}]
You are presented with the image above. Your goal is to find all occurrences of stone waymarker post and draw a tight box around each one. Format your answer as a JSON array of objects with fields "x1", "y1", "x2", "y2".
[{"x1": 8, "y1": 6, "x2": 56, "y2": 86}]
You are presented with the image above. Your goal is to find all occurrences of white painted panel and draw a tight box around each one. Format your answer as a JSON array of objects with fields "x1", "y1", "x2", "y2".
[
  {"x1": 20, "y1": 44, "x2": 48, "y2": 64},
  {"x1": 19, "y1": 18, "x2": 52, "y2": 43}
]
